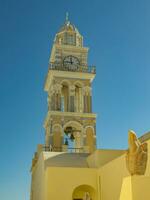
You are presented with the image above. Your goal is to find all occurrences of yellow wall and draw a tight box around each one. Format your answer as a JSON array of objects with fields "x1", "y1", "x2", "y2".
[
  {"x1": 31, "y1": 137, "x2": 150, "y2": 200},
  {"x1": 45, "y1": 167, "x2": 98, "y2": 200},
  {"x1": 31, "y1": 153, "x2": 45, "y2": 200},
  {"x1": 87, "y1": 149, "x2": 126, "y2": 168},
  {"x1": 119, "y1": 176, "x2": 132, "y2": 200},
  {"x1": 145, "y1": 139, "x2": 150, "y2": 176},
  {"x1": 132, "y1": 176, "x2": 150, "y2": 200},
  {"x1": 99, "y1": 154, "x2": 129, "y2": 200},
  {"x1": 119, "y1": 176, "x2": 150, "y2": 200}
]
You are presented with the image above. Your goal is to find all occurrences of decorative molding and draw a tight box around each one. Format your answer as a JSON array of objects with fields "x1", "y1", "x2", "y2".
[
  {"x1": 69, "y1": 85, "x2": 75, "y2": 96},
  {"x1": 83, "y1": 86, "x2": 92, "y2": 95},
  {"x1": 44, "y1": 70, "x2": 95, "y2": 92},
  {"x1": 53, "y1": 83, "x2": 62, "y2": 94}
]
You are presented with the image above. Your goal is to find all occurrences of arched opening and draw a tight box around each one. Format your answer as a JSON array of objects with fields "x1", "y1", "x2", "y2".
[
  {"x1": 63, "y1": 121, "x2": 83, "y2": 152},
  {"x1": 61, "y1": 82, "x2": 69, "y2": 112},
  {"x1": 75, "y1": 82, "x2": 83, "y2": 113},
  {"x1": 85, "y1": 127, "x2": 95, "y2": 153},
  {"x1": 72, "y1": 184, "x2": 96, "y2": 200}
]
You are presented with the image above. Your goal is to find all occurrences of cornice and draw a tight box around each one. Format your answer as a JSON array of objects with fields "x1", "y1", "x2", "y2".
[
  {"x1": 44, "y1": 111, "x2": 97, "y2": 128},
  {"x1": 44, "y1": 70, "x2": 96, "y2": 91}
]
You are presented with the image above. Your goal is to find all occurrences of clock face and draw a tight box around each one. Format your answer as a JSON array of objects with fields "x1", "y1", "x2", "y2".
[{"x1": 63, "y1": 55, "x2": 80, "y2": 71}]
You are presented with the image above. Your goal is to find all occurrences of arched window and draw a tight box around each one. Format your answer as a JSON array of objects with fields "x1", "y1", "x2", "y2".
[{"x1": 64, "y1": 33, "x2": 75, "y2": 45}]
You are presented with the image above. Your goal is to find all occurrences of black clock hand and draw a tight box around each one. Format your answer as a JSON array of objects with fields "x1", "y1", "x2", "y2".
[
  {"x1": 70, "y1": 57, "x2": 73, "y2": 64},
  {"x1": 65, "y1": 61, "x2": 71, "y2": 64}
]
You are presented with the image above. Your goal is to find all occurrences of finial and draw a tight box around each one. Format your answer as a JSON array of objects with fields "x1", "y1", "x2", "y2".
[{"x1": 65, "y1": 12, "x2": 69, "y2": 24}]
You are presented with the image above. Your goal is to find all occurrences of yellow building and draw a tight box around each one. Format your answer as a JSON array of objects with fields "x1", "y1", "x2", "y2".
[{"x1": 30, "y1": 16, "x2": 150, "y2": 200}]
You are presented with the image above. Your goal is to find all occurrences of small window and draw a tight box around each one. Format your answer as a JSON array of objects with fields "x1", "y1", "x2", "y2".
[{"x1": 65, "y1": 34, "x2": 75, "y2": 45}]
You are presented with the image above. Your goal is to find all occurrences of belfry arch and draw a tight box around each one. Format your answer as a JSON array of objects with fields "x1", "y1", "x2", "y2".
[{"x1": 63, "y1": 121, "x2": 83, "y2": 152}]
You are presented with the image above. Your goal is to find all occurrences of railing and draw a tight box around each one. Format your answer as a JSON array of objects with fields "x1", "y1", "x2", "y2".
[
  {"x1": 43, "y1": 145, "x2": 84, "y2": 153},
  {"x1": 43, "y1": 146, "x2": 52, "y2": 152},
  {"x1": 67, "y1": 147, "x2": 84, "y2": 153},
  {"x1": 48, "y1": 62, "x2": 96, "y2": 74}
]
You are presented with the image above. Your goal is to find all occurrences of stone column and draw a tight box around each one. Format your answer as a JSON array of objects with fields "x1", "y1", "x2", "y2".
[
  {"x1": 57, "y1": 93, "x2": 61, "y2": 110},
  {"x1": 78, "y1": 87, "x2": 83, "y2": 112},
  {"x1": 47, "y1": 94, "x2": 51, "y2": 111},
  {"x1": 82, "y1": 127, "x2": 89, "y2": 153},
  {"x1": 88, "y1": 87, "x2": 92, "y2": 113},
  {"x1": 83, "y1": 86, "x2": 92, "y2": 113},
  {"x1": 53, "y1": 84, "x2": 62, "y2": 111},
  {"x1": 87, "y1": 95, "x2": 92, "y2": 113},
  {"x1": 50, "y1": 87, "x2": 55, "y2": 111},
  {"x1": 90, "y1": 95, "x2": 92, "y2": 112},
  {"x1": 74, "y1": 132, "x2": 82, "y2": 152},
  {"x1": 52, "y1": 125, "x2": 63, "y2": 151},
  {"x1": 83, "y1": 95, "x2": 87, "y2": 113},
  {"x1": 69, "y1": 85, "x2": 75, "y2": 112},
  {"x1": 45, "y1": 119, "x2": 53, "y2": 150},
  {"x1": 45, "y1": 126, "x2": 50, "y2": 148}
]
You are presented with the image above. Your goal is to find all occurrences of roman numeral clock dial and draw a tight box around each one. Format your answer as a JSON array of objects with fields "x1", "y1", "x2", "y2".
[{"x1": 63, "y1": 55, "x2": 80, "y2": 71}]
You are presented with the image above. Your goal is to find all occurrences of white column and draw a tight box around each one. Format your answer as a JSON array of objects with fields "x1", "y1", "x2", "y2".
[
  {"x1": 53, "y1": 84, "x2": 62, "y2": 111},
  {"x1": 74, "y1": 132, "x2": 82, "y2": 152},
  {"x1": 45, "y1": 126, "x2": 50, "y2": 148},
  {"x1": 79, "y1": 87, "x2": 83, "y2": 112},
  {"x1": 69, "y1": 85, "x2": 75, "y2": 112}
]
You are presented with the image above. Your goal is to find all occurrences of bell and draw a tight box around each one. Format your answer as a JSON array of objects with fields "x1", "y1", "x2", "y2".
[
  {"x1": 64, "y1": 126, "x2": 73, "y2": 135},
  {"x1": 70, "y1": 133, "x2": 75, "y2": 141},
  {"x1": 64, "y1": 138, "x2": 69, "y2": 145}
]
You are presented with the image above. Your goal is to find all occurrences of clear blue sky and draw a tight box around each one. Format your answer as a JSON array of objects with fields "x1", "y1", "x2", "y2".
[{"x1": 0, "y1": 0, "x2": 150, "y2": 199}]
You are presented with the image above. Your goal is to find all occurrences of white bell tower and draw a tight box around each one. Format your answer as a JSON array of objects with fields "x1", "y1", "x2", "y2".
[{"x1": 44, "y1": 15, "x2": 97, "y2": 153}]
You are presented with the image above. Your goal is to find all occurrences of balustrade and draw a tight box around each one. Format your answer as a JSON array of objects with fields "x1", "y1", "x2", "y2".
[{"x1": 48, "y1": 62, "x2": 96, "y2": 74}]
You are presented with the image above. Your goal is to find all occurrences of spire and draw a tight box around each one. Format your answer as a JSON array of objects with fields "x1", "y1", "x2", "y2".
[
  {"x1": 66, "y1": 12, "x2": 69, "y2": 22},
  {"x1": 65, "y1": 12, "x2": 70, "y2": 25}
]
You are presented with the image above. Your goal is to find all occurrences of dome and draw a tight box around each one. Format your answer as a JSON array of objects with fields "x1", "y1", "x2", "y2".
[
  {"x1": 54, "y1": 14, "x2": 83, "y2": 47},
  {"x1": 59, "y1": 20, "x2": 80, "y2": 35}
]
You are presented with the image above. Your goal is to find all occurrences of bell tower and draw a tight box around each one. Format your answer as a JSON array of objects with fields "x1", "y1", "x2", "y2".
[{"x1": 44, "y1": 15, "x2": 97, "y2": 153}]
